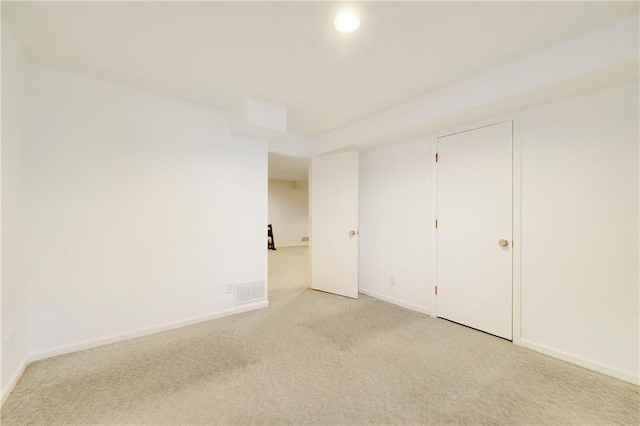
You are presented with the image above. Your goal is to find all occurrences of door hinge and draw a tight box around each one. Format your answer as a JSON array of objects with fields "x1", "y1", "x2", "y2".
[
  {"x1": 435, "y1": 219, "x2": 438, "y2": 229},
  {"x1": 435, "y1": 285, "x2": 438, "y2": 295},
  {"x1": 435, "y1": 153, "x2": 438, "y2": 162}
]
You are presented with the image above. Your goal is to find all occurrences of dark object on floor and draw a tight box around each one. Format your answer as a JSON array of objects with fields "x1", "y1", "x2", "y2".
[{"x1": 268, "y1": 224, "x2": 276, "y2": 250}]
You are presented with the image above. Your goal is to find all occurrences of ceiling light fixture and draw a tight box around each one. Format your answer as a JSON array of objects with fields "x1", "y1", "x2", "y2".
[{"x1": 334, "y1": 11, "x2": 360, "y2": 33}]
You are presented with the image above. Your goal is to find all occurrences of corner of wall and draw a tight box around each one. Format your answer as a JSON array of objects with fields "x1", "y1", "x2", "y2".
[
  {"x1": 1, "y1": 19, "x2": 31, "y2": 405},
  {"x1": 1, "y1": 355, "x2": 28, "y2": 407}
]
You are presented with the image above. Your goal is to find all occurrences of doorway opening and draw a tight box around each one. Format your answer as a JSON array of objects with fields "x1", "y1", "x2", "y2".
[{"x1": 267, "y1": 153, "x2": 310, "y2": 295}]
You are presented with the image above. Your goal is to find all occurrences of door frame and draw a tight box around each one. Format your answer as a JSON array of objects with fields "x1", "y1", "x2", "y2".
[
  {"x1": 430, "y1": 114, "x2": 523, "y2": 345},
  {"x1": 266, "y1": 151, "x2": 312, "y2": 297}
]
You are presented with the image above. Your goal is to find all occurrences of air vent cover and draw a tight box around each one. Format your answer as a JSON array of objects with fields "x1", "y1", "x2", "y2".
[{"x1": 234, "y1": 280, "x2": 266, "y2": 305}]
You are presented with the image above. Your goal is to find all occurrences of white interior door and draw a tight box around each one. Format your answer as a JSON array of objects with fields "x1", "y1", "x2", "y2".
[
  {"x1": 437, "y1": 121, "x2": 513, "y2": 340},
  {"x1": 310, "y1": 151, "x2": 358, "y2": 299}
]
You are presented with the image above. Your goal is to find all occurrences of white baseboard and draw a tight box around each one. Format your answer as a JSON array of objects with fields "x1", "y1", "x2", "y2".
[
  {"x1": 2, "y1": 301, "x2": 268, "y2": 408},
  {"x1": 1, "y1": 356, "x2": 28, "y2": 407},
  {"x1": 359, "y1": 289, "x2": 433, "y2": 317},
  {"x1": 273, "y1": 243, "x2": 309, "y2": 248},
  {"x1": 27, "y1": 300, "x2": 269, "y2": 363},
  {"x1": 520, "y1": 339, "x2": 639, "y2": 385}
]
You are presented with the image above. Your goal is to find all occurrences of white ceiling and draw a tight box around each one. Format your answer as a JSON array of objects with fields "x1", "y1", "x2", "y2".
[
  {"x1": 268, "y1": 153, "x2": 308, "y2": 182},
  {"x1": 3, "y1": 2, "x2": 638, "y2": 138}
]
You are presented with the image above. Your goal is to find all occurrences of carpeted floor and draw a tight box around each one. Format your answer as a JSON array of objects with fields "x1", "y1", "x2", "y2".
[
  {"x1": 1, "y1": 246, "x2": 638, "y2": 424},
  {"x1": 268, "y1": 245, "x2": 309, "y2": 291}
]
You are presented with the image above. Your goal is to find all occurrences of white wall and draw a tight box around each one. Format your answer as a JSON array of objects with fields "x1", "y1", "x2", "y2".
[
  {"x1": 359, "y1": 138, "x2": 432, "y2": 314},
  {"x1": 1, "y1": 22, "x2": 30, "y2": 400},
  {"x1": 358, "y1": 81, "x2": 639, "y2": 383},
  {"x1": 26, "y1": 65, "x2": 268, "y2": 356},
  {"x1": 268, "y1": 179, "x2": 308, "y2": 246},
  {"x1": 520, "y1": 81, "x2": 639, "y2": 382}
]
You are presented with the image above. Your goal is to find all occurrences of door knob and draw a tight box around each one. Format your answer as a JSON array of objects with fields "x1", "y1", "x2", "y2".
[
  {"x1": 498, "y1": 239, "x2": 509, "y2": 248},
  {"x1": 349, "y1": 230, "x2": 358, "y2": 237}
]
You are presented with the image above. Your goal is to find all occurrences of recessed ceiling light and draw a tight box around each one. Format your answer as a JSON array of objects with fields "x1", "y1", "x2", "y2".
[{"x1": 334, "y1": 11, "x2": 360, "y2": 34}]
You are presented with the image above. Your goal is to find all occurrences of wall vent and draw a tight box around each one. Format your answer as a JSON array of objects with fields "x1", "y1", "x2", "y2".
[{"x1": 234, "y1": 280, "x2": 266, "y2": 305}]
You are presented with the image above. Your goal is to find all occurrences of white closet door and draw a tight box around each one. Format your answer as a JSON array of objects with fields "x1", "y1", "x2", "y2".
[{"x1": 437, "y1": 121, "x2": 513, "y2": 339}]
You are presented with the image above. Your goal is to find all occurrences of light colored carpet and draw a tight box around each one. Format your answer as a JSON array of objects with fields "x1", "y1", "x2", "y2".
[
  {"x1": 2, "y1": 248, "x2": 638, "y2": 424},
  {"x1": 268, "y1": 245, "x2": 309, "y2": 291}
]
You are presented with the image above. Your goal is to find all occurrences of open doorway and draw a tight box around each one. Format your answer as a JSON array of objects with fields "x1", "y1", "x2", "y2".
[{"x1": 267, "y1": 153, "x2": 310, "y2": 294}]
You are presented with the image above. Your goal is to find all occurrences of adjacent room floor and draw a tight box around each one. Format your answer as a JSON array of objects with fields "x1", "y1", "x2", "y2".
[
  {"x1": 1, "y1": 246, "x2": 638, "y2": 424},
  {"x1": 268, "y1": 245, "x2": 310, "y2": 292}
]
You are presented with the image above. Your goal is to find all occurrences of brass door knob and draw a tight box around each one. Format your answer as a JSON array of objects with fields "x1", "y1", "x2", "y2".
[
  {"x1": 498, "y1": 239, "x2": 509, "y2": 248},
  {"x1": 349, "y1": 230, "x2": 358, "y2": 237}
]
